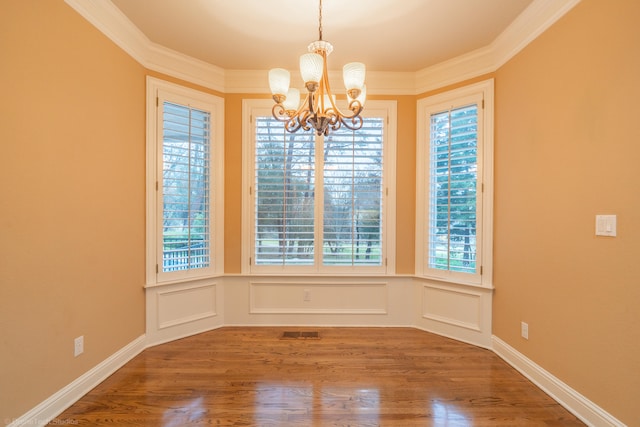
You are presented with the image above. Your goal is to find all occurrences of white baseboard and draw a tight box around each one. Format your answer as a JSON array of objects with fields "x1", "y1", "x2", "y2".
[
  {"x1": 8, "y1": 335, "x2": 146, "y2": 427},
  {"x1": 491, "y1": 336, "x2": 625, "y2": 427}
]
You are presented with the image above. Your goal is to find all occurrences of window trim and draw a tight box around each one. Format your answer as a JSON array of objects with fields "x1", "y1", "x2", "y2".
[
  {"x1": 415, "y1": 79, "x2": 494, "y2": 288},
  {"x1": 146, "y1": 77, "x2": 224, "y2": 286},
  {"x1": 242, "y1": 99, "x2": 397, "y2": 275}
]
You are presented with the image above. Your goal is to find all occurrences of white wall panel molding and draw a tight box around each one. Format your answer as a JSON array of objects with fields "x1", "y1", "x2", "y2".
[
  {"x1": 8, "y1": 335, "x2": 146, "y2": 427},
  {"x1": 144, "y1": 275, "x2": 491, "y2": 336},
  {"x1": 65, "y1": 0, "x2": 580, "y2": 95},
  {"x1": 224, "y1": 275, "x2": 414, "y2": 327},
  {"x1": 249, "y1": 281, "x2": 388, "y2": 315},
  {"x1": 492, "y1": 336, "x2": 625, "y2": 427},
  {"x1": 146, "y1": 279, "x2": 224, "y2": 347},
  {"x1": 414, "y1": 278, "x2": 493, "y2": 349},
  {"x1": 421, "y1": 284, "x2": 483, "y2": 332},
  {"x1": 157, "y1": 283, "x2": 218, "y2": 329}
]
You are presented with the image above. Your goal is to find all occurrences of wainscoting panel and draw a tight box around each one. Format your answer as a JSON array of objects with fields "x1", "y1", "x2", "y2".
[
  {"x1": 146, "y1": 279, "x2": 224, "y2": 347},
  {"x1": 422, "y1": 284, "x2": 482, "y2": 331},
  {"x1": 223, "y1": 275, "x2": 415, "y2": 327},
  {"x1": 415, "y1": 279, "x2": 493, "y2": 348},
  {"x1": 158, "y1": 283, "x2": 217, "y2": 329},
  {"x1": 249, "y1": 281, "x2": 387, "y2": 314}
]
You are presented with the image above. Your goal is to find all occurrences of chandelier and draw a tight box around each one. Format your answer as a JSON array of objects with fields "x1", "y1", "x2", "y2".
[{"x1": 268, "y1": 0, "x2": 366, "y2": 137}]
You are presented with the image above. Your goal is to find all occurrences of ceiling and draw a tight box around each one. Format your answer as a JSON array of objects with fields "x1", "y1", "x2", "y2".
[{"x1": 110, "y1": 0, "x2": 534, "y2": 73}]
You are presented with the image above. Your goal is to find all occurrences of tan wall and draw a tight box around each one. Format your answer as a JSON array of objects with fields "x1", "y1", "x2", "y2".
[
  {"x1": 388, "y1": 95, "x2": 416, "y2": 275},
  {"x1": 0, "y1": 1, "x2": 146, "y2": 420},
  {"x1": 223, "y1": 93, "x2": 265, "y2": 274},
  {"x1": 4, "y1": 0, "x2": 638, "y2": 424},
  {"x1": 493, "y1": 0, "x2": 640, "y2": 424}
]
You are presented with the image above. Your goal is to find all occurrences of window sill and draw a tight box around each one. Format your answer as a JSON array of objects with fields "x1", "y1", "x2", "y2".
[
  {"x1": 413, "y1": 274, "x2": 494, "y2": 290},
  {"x1": 144, "y1": 274, "x2": 225, "y2": 289},
  {"x1": 144, "y1": 272, "x2": 493, "y2": 292}
]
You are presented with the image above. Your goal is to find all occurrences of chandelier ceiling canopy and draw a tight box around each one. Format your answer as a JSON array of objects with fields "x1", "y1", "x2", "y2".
[{"x1": 268, "y1": 0, "x2": 366, "y2": 136}]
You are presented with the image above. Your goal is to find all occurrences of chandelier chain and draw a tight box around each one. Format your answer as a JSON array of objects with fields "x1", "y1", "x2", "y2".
[{"x1": 318, "y1": 0, "x2": 323, "y2": 40}]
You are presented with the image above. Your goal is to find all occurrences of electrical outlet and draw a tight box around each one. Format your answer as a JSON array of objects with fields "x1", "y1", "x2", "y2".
[
  {"x1": 521, "y1": 322, "x2": 529, "y2": 340},
  {"x1": 74, "y1": 336, "x2": 84, "y2": 357},
  {"x1": 303, "y1": 289, "x2": 311, "y2": 302}
]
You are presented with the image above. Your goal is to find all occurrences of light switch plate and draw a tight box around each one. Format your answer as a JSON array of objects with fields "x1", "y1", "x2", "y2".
[{"x1": 595, "y1": 215, "x2": 616, "y2": 237}]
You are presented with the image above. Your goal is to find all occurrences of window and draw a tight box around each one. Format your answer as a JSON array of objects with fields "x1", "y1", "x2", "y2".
[
  {"x1": 146, "y1": 77, "x2": 224, "y2": 284},
  {"x1": 243, "y1": 100, "x2": 396, "y2": 274},
  {"x1": 161, "y1": 102, "x2": 210, "y2": 272},
  {"x1": 323, "y1": 121, "x2": 384, "y2": 266},
  {"x1": 416, "y1": 80, "x2": 493, "y2": 286},
  {"x1": 254, "y1": 119, "x2": 315, "y2": 266}
]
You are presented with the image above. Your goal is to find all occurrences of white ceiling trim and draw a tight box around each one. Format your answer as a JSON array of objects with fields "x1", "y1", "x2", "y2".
[
  {"x1": 64, "y1": 0, "x2": 580, "y2": 95},
  {"x1": 492, "y1": 0, "x2": 582, "y2": 71},
  {"x1": 415, "y1": 0, "x2": 582, "y2": 94},
  {"x1": 223, "y1": 69, "x2": 418, "y2": 96},
  {"x1": 64, "y1": 0, "x2": 226, "y2": 92}
]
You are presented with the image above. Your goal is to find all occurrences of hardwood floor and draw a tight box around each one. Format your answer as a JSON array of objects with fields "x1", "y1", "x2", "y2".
[{"x1": 50, "y1": 327, "x2": 585, "y2": 426}]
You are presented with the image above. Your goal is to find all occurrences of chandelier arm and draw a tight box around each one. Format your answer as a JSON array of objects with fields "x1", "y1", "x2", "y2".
[
  {"x1": 308, "y1": 89, "x2": 318, "y2": 117},
  {"x1": 285, "y1": 116, "x2": 304, "y2": 133},
  {"x1": 271, "y1": 106, "x2": 302, "y2": 133},
  {"x1": 329, "y1": 99, "x2": 364, "y2": 120},
  {"x1": 339, "y1": 114, "x2": 364, "y2": 132},
  {"x1": 295, "y1": 92, "x2": 313, "y2": 121},
  {"x1": 320, "y1": 64, "x2": 363, "y2": 121},
  {"x1": 320, "y1": 53, "x2": 337, "y2": 112},
  {"x1": 300, "y1": 110, "x2": 313, "y2": 132},
  {"x1": 271, "y1": 103, "x2": 292, "y2": 123},
  {"x1": 347, "y1": 99, "x2": 364, "y2": 116},
  {"x1": 328, "y1": 117, "x2": 342, "y2": 135},
  {"x1": 272, "y1": 92, "x2": 314, "y2": 132}
]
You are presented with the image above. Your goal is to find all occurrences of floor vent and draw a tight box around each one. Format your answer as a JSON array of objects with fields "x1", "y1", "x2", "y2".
[{"x1": 280, "y1": 331, "x2": 320, "y2": 340}]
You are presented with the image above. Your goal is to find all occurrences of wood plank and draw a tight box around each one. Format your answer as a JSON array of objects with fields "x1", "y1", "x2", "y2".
[{"x1": 50, "y1": 327, "x2": 585, "y2": 426}]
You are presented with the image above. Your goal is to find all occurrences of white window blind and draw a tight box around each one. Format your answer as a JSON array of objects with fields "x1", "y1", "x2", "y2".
[
  {"x1": 161, "y1": 101, "x2": 211, "y2": 272},
  {"x1": 147, "y1": 78, "x2": 223, "y2": 285},
  {"x1": 428, "y1": 104, "x2": 478, "y2": 274},
  {"x1": 323, "y1": 120, "x2": 383, "y2": 266},
  {"x1": 254, "y1": 117, "x2": 315, "y2": 265},
  {"x1": 416, "y1": 80, "x2": 492, "y2": 286},
  {"x1": 248, "y1": 101, "x2": 394, "y2": 274}
]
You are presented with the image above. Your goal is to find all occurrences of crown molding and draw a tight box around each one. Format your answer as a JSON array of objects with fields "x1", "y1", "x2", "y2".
[
  {"x1": 64, "y1": 0, "x2": 148, "y2": 63},
  {"x1": 64, "y1": 0, "x2": 225, "y2": 93},
  {"x1": 415, "y1": 0, "x2": 581, "y2": 94},
  {"x1": 145, "y1": 42, "x2": 226, "y2": 93},
  {"x1": 415, "y1": 45, "x2": 496, "y2": 95},
  {"x1": 223, "y1": 70, "x2": 416, "y2": 95},
  {"x1": 65, "y1": 0, "x2": 580, "y2": 95},
  {"x1": 491, "y1": 0, "x2": 582, "y2": 70}
]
